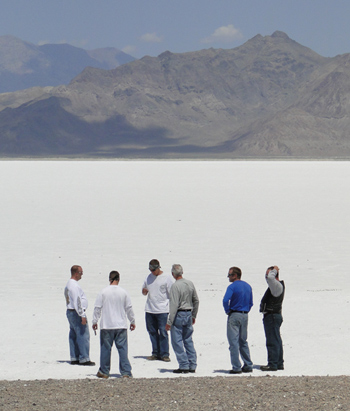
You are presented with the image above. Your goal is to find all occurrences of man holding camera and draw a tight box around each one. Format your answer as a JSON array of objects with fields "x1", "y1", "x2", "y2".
[{"x1": 260, "y1": 265, "x2": 285, "y2": 372}]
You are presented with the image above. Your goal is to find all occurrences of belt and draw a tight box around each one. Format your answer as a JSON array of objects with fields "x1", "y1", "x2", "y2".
[
  {"x1": 178, "y1": 309, "x2": 192, "y2": 312},
  {"x1": 67, "y1": 309, "x2": 75, "y2": 311},
  {"x1": 230, "y1": 310, "x2": 248, "y2": 314}
]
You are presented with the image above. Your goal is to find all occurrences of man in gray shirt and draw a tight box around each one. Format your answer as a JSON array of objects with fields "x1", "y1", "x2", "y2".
[{"x1": 165, "y1": 264, "x2": 199, "y2": 373}]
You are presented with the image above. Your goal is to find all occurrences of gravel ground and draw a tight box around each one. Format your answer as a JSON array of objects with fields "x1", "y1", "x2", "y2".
[{"x1": 1, "y1": 376, "x2": 349, "y2": 411}]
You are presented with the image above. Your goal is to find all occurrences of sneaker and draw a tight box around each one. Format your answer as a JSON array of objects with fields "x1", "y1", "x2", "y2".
[
  {"x1": 147, "y1": 355, "x2": 158, "y2": 361},
  {"x1": 189, "y1": 369, "x2": 196, "y2": 373},
  {"x1": 260, "y1": 365, "x2": 277, "y2": 371},
  {"x1": 278, "y1": 365, "x2": 284, "y2": 370},
  {"x1": 96, "y1": 371, "x2": 108, "y2": 379},
  {"x1": 229, "y1": 369, "x2": 242, "y2": 374},
  {"x1": 122, "y1": 374, "x2": 132, "y2": 378},
  {"x1": 173, "y1": 369, "x2": 189, "y2": 374},
  {"x1": 79, "y1": 361, "x2": 96, "y2": 366},
  {"x1": 241, "y1": 366, "x2": 253, "y2": 373},
  {"x1": 160, "y1": 356, "x2": 171, "y2": 362},
  {"x1": 70, "y1": 360, "x2": 79, "y2": 365}
]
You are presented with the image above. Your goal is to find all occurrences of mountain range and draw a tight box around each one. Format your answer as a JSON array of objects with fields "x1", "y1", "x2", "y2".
[
  {"x1": 0, "y1": 35, "x2": 135, "y2": 93},
  {"x1": 0, "y1": 31, "x2": 350, "y2": 158}
]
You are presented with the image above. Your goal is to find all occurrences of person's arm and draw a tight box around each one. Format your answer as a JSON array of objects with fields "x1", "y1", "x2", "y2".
[
  {"x1": 92, "y1": 293, "x2": 102, "y2": 330},
  {"x1": 125, "y1": 293, "x2": 136, "y2": 329},
  {"x1": 70, "y1": 284, "x2": 87, "y2": 323},
  {"x1": 166, "y1": 285, "x2": 179, "y2": 328},
  {"x1": 266, "y1": 269, "x2": 283, "y2": 297},
  {"x1": 223, "y1": 286, "x2": 233, "y2": 314},
  {"x1": 142, "y1": 278, "x2": 148, "y2": 295},
  {"x1": 191, "y1": 286, "x2": 199, "y2": 321}
]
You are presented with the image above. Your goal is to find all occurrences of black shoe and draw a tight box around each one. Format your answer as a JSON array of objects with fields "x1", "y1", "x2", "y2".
[
  {"x1": 229, "y1": 370, "x2": 242, "y2": 374},
  {"x1": 189, "y1": 369, "x2": 196, "y2": 373},
  {"x1": 278, "y1": 365, "x2": 284, "y2": 370},
  {"x1": 241, "y1": 366, "x2": 253, "y2": 373},
  {"x1": 70, "y1": 360, "x2": 79, "y2": 365},
  {"x1": 260, "y1": 365, "x2": 277, "y2": 371},
  {"x1": 80, "y1": 361, "x2": 96, "y2": 366},
  {"x1": 173, "y1": 369, "x2": 189, "y2": 374}
]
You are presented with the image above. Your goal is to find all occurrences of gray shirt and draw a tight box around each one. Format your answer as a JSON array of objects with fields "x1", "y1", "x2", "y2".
[
  {"x1": 167, "y1": 278, "x2": 199, "y2": 326},
  {"x1": 266, "y1": 269, "x2": 283, "y2": 297}
]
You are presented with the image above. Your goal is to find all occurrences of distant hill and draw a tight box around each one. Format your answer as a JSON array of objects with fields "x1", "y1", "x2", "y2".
[
  {"x1": 1, "y1": 31, "x2": 350, "y2": 158},
  {"x1": 0, "y1": 35, "x2": 135, "y2": 93}
]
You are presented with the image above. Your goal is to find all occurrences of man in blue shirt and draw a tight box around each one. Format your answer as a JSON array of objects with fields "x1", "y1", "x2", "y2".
[{"x1": 223, "y1": 266, "x2": 253, "y2": 374}]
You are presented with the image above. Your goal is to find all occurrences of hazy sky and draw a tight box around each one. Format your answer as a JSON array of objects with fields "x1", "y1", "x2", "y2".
[{"x1": 1, "y1": 0, "x2": 350, "y2": 59}]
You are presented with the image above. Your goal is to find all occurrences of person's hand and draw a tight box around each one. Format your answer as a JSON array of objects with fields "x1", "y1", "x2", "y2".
[
  {"x1": 165, "y1": 324, "x2": 171, "y2": 331},
  {"x1": 81, "y1": 317, "x2": 87, "y2": 325},
  {"x1": 142, "y1": 288, "x2": 148, "y2": 295},
  {"x1": 92, "y1": 323, "x2": 98, "y2": 331},
  {"x1": 192, "y1": 318, "x2": 196, "y2": 325},
  {"x1": 130, "y1": 323, "x2": 136, "y2": 331}
]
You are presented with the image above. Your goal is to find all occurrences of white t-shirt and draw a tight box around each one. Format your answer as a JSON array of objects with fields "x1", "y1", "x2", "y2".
[
  {"x1": 64, "y1": 278, "x2": 88, "y2": 317},
  {"x1": 142, "y1": 272, "x2": 174, "y2": 314},
  {"x1": 92, "y1": 285, "x2": 135, "y2": 329}
]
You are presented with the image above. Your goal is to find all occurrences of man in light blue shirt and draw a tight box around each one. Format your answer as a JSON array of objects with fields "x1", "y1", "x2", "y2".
[{"x1": 223, "y1": 266, "x2": 253, "y2": 374}]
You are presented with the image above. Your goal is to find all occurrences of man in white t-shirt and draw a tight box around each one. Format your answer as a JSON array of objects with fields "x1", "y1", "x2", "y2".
[
  {"x1": 142, "y1": 259, "x2": 174, "y2": 362},
  {"x1": 64, "y1": 265, "x2": 95, "y2": 366},
  {"x1": 92, "y1": 271, "x2": 135, "y2": 378}
]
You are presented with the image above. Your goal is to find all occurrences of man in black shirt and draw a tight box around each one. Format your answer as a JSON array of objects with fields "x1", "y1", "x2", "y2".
[{"x1": 260, "y1": 266, "x2": 285, "y2": 371}]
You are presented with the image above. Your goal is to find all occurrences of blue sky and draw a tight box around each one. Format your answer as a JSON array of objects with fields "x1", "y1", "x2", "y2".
[{"x1": 1, "y1": 0, "x2": 350, "y2": 58}]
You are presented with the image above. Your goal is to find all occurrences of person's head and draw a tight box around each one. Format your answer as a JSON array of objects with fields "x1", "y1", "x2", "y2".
[
  {"x1": 71, "y1": 265, "x2": 83, "y2": 281},
  {"x1": 227, "y1": 266, "x2": 241, "y2": 282},
  {"x1": 109, "y1": 270, "x2": 120, "y2": 284},
  {"x1": 149, "y1": 259, "x2": 161, "y2": 274},
  {"x1": 171, "y1": 264, "x2": 183, "y2": 279}
]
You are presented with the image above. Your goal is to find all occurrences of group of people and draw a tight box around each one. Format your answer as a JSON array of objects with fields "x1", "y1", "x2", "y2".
[{"x1": 63, "y1": 261, "x2": 284, "y2": 378}]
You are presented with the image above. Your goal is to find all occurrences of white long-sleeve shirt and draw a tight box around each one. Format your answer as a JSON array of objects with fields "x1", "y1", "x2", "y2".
[
  {"x1": 64, "y1": 278, "x2": 88, "y2": 317},
  {"x1": 92, "y1": 285, "x2": 135, "y2": 329}
]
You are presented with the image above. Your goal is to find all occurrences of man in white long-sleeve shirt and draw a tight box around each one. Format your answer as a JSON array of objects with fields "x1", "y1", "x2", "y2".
[
  {"x1": 64, "y1": 265, "x2": 95, "y2": 366},
  {"x1": 259, "y1": 265, "x2": 285, "y2": 372},
  {"x1": 92, "y1": 271, "x2": 135, "y2": 378}
]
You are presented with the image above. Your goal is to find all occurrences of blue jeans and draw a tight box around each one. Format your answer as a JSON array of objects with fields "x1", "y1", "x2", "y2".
[
  {"x1": 99, "y1": 329, "x2": 132, "y2": 377},
  {"x1": 227, "y1": 312, "x2": 253, "y2": 371},
  {"x1": 66, "y1": 309, "x2": 90, "y2": 363},
  {"x1": 263, "y1": 313, "x2": 283, "y2": 369},
  {"x1": 145, "y1": 312, "x2": 169, "y2": 358},
  {"x1": 170, "y1": 311, "x2": 197, "y2": 370}
]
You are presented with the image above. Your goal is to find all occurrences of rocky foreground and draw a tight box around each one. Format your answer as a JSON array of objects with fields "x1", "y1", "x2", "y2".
[{"x1": 1, "y1": 376, "x2": 349, "y2": 410}]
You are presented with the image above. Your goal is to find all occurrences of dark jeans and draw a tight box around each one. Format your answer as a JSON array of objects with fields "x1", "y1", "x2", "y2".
[
  {"x1": 263, "y1": 313, "x2": 283, "y2": 369},
  {"x1": 145, "y1": 312, "x2": 169, "y2": 358}
]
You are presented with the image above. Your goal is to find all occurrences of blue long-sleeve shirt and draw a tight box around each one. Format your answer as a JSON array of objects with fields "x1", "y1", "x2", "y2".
[{"x1": 223, "y1": 280, "x2": 253, "y2": 314}]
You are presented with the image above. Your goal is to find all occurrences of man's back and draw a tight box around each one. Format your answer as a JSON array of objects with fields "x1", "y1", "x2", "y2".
[
  {"x1": 96, "y1": 285, "x2": 134, "y2": 329},
  {"x1": 223, "y1": 280, "x2": 253, "y2": 313}
]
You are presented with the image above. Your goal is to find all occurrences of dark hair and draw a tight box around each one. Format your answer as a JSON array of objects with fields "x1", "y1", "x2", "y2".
[
  {"x1": 229, "y1": 266, "x2": 242, "y2": 279},
  {"x1": 71, "y1": 265, "x2": 81, "y2": 275},
  {"x1": 109, "y1": 271, "x2": 120, "y2": 282},
  {"x1": 149, "y1": 259, "x2": 160, "y2": 267}
]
